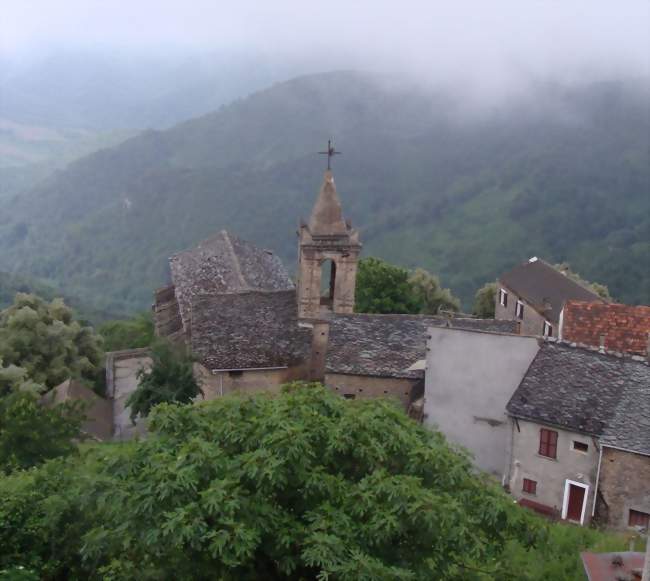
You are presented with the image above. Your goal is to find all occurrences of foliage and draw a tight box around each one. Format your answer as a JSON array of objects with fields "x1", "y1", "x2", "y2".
[
  {"x1": 355, "y1": 257, "x2": 419, "y2": 314},
  {"x1": 0, "y1": 384, "x2": 547, "y2": 579},
  {"x1": 408, "y1": 268, "x2": 460, "y2": 314},
  {"x1": 0, "y1": 358, "x2": 41, "y2": 397},
  {"x1": 0, "y1": 391, "x2": 83, "y2": 474},
  {"x1": 99, "y1": 311, "x2": 154, "y2": 352},
  {"x1": 0, "y1": 293, "x2": 103, "y2": 392},
  {"x1": 126, "y1": 339, "x2": 201, "y2": 422},
  {"x1": 0, "y1": 75, "x2": 646, "y2": 314},
  {"x1": 479, "y1": 519, "x2": 642, "y2": 581},
  {"x1": 554, "y1": 263, "x2": 612, "y2": 301},
  {"x1": 473, "y1": 282, "x2": 497, "y2": 318},
  {"x1": 356, "y1": 258, "x2": 460, "y2": 315}
]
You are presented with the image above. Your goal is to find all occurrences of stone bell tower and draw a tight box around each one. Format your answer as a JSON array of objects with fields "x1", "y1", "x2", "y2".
[{"x1": 297, "y1": 169, "x2": 362, "y2": 319}]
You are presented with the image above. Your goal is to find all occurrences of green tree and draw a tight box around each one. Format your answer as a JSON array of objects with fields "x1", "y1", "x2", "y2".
[
  {"x1": 0, "y1": 391, "x2": 83, "y2": 474},
  {"x1": 408, "y1": 268, "x2": 460, "y2": 314},
  {"x1": 0, "y1": 384, "x2": 543, "y2": 579},
  {"x1": 554, "y1": 263, "x2": 612, "y2": 300},
  {"x1": 473, "y1": 282, "x2": 497, "y2": 318},
  {"x1": 126, "y1": 339, "x2": 201, "y2": 422},
  {"x1": 355, "y1": 257, "x2": 419, "y2": 314},
  {"x1": 99, "y1": 311, "x2": 154, "y2": 351},
  {"x1": 0, "y1": 294, "x2": 103, "y2": 392}
]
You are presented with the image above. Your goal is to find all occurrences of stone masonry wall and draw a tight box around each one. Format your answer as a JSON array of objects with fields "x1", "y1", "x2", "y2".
[
  {"x1": 495, "y1": 282, "x2": 551, "y2": 337},
  {"x1": 597, "y1": 447, "x2": 650, "y2": 530},
  {"x1": 324, "y1": 373, "x2": 416, "y2": 408}
]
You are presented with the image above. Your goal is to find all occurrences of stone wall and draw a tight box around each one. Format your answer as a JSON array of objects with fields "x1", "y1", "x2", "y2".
[
  {"x1": 106, "y1": 349, "x2": 151, "y2": 441},
  {"x1": 324, "y1": 373, "x2": 415, "y2": 408},
  {"x1": 197, "y1": 364, "x2": 307, "y2": 400},
  {"x1": 597, "y1": 447, "x2": 650, "y2": 530},
  {"x1": 495, "y1": 282, "x2": 551, "y2": 337},
  {"x1": 508, "y1": 418, "x2": 599, "y2": 524}
]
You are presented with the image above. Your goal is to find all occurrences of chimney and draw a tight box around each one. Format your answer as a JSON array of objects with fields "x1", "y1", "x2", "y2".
[
  {"x1": 599, "y1": 334, "x2": 606, "y2": 353},
  {"x1": 646, "y1": 333, "x2": 650, "y2": 362}
]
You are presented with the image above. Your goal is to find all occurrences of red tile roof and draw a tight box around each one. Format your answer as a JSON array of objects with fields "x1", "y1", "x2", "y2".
[
  {"x1": 561, "y1": 301, "x2": 650, "y2": 356},
  {"x1": 581, "y1": 551, "x2": 644, "y2": 581}
]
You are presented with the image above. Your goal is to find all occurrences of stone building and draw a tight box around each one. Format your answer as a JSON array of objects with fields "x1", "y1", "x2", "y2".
[
  {"x1": 495, "y1": 257, "x2": 604, "y2": 337},
  {"x1": 139, "y1": 169, "x2": 516, "y2": 414},
  {"x1": 506, "y1": 340, "x2": 650, "y2": 529}
]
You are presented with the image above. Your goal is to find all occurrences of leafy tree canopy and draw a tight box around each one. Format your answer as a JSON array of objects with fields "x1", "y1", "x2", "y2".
[
  {"x1": 0, "y1": 293, "x2": 103, "y2": 392},
  {"x1": 0, "y1": 384, "x2": 543, "y2": 580},
  {"x1": 0, "y1": 391, "x2": 83, "y2": 474},
  {"x1": 99, "y1": 311, "x2": 154, "y2": 352},
  {"x1": 355, "y1": 257, "x2": 460, "y2": 315},
  {"x1": 473, "y1": 282, "x2": 497, "y2": 319},
  {"x1": 126, "y1": 339, "x2": 202, "y2": 422}
]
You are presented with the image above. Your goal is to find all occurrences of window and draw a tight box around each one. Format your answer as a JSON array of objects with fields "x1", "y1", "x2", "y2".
[
  {"x1": 499, "y1": 288, "x2": 508, "y2": 307},
  {"x1": 343, "y1": 393, "x2": 356, "y2": 400},
  {"x1": 572, "y1": 441, "x2": 589, "y2": 453},
  {"x1": 522, "y1": 478, "x2": 537, "y2": 495},
  {"x1": 629, "y1": 509, "x2": 650, "y2": 529},
  {"x1": 539, "y1": 428, "x2": 558, "y2": 458},
  {"x1": 543, "y1": 321, "x2": 553, "y2": 337},
  {"x1": 515, "y1": 300, "x2": 525, "y2": 320}
]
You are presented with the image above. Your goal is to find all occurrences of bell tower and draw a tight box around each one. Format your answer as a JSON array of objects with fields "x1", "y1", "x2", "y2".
[{"x1": 297, "y1": 169, "x2": 361, "y2": 319}]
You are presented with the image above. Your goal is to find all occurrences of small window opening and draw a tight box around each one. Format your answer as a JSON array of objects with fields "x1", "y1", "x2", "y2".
[
  {"x1": 343, "y1": 393, "x2": 356, "y2": 400},
  {"x1": 629, "y1": 509, "x2": 649, "y2": 529},
  {"x1": 543, "y1": 321, "x2": 553, "y2": 337},
  {"x1": 516, "y1": 300, "x2": 525, "y2": 320},
  {"x1": 572, "y1": 441, "x2": 589, "y2": 453},
  {"x1": 499, "y1": 288, "x2": 508, "y2": 307}
]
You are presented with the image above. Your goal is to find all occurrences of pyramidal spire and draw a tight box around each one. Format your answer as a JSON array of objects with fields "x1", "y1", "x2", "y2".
[{"x1": 308, "y1": 170, "x2": 348, "y2": 236}]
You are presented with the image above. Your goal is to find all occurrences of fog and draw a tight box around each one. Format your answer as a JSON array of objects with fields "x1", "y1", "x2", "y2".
[{"x1": 4, "y1": 1, "x2": 649, "y2": 88}]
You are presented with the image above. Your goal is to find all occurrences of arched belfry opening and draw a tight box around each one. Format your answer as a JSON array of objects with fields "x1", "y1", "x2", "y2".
[
  {"x1": 320, "y1": 259, "x2": 337, "y2": 308},
  {"x1": 297, "y1": 169, "x2": 361, "y2": 319}
]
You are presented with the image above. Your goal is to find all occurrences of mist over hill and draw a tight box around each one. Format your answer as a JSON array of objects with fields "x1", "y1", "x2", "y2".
[{"x1": 0, "y1": 71, "x2": 647, "y2": 314}]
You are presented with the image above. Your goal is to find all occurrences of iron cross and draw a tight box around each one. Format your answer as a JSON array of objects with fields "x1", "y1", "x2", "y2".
[{"x1": 318, "y1": 139, "x2": 341, "y2": 170}]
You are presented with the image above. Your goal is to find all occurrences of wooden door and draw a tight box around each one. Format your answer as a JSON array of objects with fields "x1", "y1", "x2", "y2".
[{"x1": 566, "y1": 484, "x2": 585, "y2": 521}]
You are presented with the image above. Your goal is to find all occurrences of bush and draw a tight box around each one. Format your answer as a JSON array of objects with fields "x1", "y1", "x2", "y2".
[{"x1": 0, "y1": 384, "x2": 542, "y2": 580}]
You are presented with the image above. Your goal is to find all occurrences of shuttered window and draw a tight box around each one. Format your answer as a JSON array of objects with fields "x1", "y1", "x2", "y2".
[
  {"x1": 522, "y1": 478, "x2": 537, "y2": 495},
  {"x1": 539, "y1": 428, "x2": 558, "y2": 458},
  {"x1": 629, "y1": 509, "x2": 649, "y2": 529}
]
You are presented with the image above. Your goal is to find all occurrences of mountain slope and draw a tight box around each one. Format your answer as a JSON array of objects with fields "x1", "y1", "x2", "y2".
[{"x1": 0, "y1": 72, "x2": 647, "y2": 312}]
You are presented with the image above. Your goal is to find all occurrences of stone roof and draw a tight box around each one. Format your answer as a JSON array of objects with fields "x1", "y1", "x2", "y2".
[
  {"x1": 326, "y1": 314, "x2": 519, "y2": 378},
  {"x1": 190, "y1": 290, "x2": 311, "y2": 371},
  {"x1": 562, "y1": 300, "x2": 650, "y2": 356},
  {"x1": 499, "y1": 258, "x2": 603, "y2": 324},
  {"x1": 507, "y1": 341, "x2": 650, "y2": 454},
  {"x1": 169, "y1": 230, "x2": 293, "y2": 332}
]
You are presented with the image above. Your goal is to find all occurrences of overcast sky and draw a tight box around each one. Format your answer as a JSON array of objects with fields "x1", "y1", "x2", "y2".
[{"x1": 2, "y1": 0, "x2": 649, "y2": 89}]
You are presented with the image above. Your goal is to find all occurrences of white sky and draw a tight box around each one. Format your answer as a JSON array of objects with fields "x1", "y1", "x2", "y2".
[{"x1": 2, "y1": 0, "x2": 649, "y2": 86}]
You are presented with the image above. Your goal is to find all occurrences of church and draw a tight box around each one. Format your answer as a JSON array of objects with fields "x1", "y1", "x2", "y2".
[{"x1": 144, "y1": 167, "x2": 516, "y2": 413}]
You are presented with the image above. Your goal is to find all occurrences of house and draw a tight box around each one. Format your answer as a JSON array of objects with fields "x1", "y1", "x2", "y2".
[
  {"x1": 506, "y1": 340, "x2": 650, "y2": 528},
  {"x1": 422, "y1": 326, "x2": 541, "y2": 478},
  {"x1": 560, "y1": 300, "x2": 650, "y2": 356},
  {"x1": 88, "y1": 168, "x2": 517, "y2": 438},
  {"x1": 495, "y1": 257, "x2": 604, "y2": 337}
]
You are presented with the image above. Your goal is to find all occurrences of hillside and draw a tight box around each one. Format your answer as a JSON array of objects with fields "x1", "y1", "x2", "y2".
[{"x1": 0, "y1": 71, "x2": 648, "y2": 313}]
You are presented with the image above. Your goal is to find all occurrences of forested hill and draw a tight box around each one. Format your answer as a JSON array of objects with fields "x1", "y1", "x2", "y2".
[{"x1": 0, "y1": 71, "x2": 647, "y2": 314}]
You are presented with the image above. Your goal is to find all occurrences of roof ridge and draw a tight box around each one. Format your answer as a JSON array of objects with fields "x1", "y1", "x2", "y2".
[
  {"x1": 546, "y1": 337, "x2": 649, "y2": 365},
  {"x1": 222, "y1": 230, "x2": 249, "y2": 290}
]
